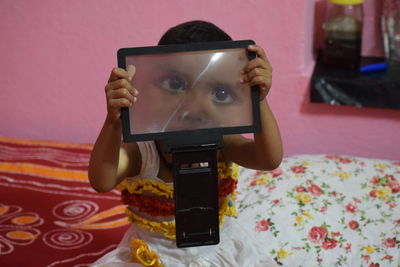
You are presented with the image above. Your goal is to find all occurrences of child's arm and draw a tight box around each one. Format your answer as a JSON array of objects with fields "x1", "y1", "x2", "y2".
[
  {"x1": 88, "y1": 67, "x2": 141, "y2": 193},
  {"x1": 222, "y1": 45, "x2": 283, "y2": 170}
]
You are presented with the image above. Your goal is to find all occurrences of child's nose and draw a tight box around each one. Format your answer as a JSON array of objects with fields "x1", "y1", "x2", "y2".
[{"x1": 179, "y1": 90, "x2": 215, "y2": 124}]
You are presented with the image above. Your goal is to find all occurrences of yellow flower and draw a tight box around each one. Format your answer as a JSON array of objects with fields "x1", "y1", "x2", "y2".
[
  {"x1": 231, "y1": 163, "x2": 239, "y2": 179},
  {"x1": 301, "y1": 162, "x2": 311, "y2": 166},
  {"x1": 364, "y1": 245, "x2": 376, "y2": 254},
  {"x1": 375, "y1": 163, "x2": 387, "y2": 169},
  {"x1": 130, "y1": 239, "x2": 162, "y2": 267},
  {"x1": 296, "y1": 193, "x2": 311, "y2": 203},
  {"x1": 302, "y1": 210, "x2": 314, "y2": 220},
  {"x1": 375, "y1": 187, "x2": 391, "y2": 200},
  {"x1": 295, "y1": 216, "x2": 304, "y2": 226},
  {"x1": 334, "y1": 171, "x2": 351, "y2": 180},
  {"x1": 257, "y1": 177, "x2": 269, "y2": 185},
  {"x1": 277, "y1": 249, "x2": 293, "y2": 259}
]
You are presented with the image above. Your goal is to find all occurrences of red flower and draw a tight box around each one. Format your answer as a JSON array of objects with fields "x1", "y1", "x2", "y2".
[
  {"x1": 383, "y1": 255, "x2": 393, "y2": 260},
  {"x1": 396, "y1": 219, "x2": 400, "y2": 224},
  {"x1": 320, "y1": 206, "x2": 328, "y2": 213},
  {"x1": 340, "y1": 158, "x2": 352, "y2": 164},
  {"x1": 332, "y1": 232, "x2": 340, "y2": 237},
  {"x1": 364, "y1": 255, "x2": 370, "y2": 263},
  {"x1": 387, "y1": 182, "x2": 400, "y2": 193},
  {"x1": 344, "y1": 243, "x2": 352, "y2": 252},
  {"x1": 269, "y1": 168, "x2": 283, "y2": 177},
  {"x1": 370, "y1": 190, "x2": 377, "y2": 198},
  {"x1": 307, "y1": 184, "x2": 322, "y2": 196},
  {"x1": 370, "y1": 176, "x2": 380, "y2": 186},
  {"x1": 250, "y1": 180, "x2": 258, "y2": 186},
  {"x1": 272, "y1": 199, "x2": 280, "y2": 205},
  {"x1": 296, "y1": 186, "x2": 305, "y2": 192},
  {"x1": 387, "y1": 201, "x2": 397, "y2": 209},
  {"x1": 253, "y1": 170, "x2": 263, "y2": 177},
  {"x1": 291, "y1": 166, "x2": 305, "y2": 174},
  {"x1": 369, "y1": 264, "x2": 379, "y2": 267},
  {"x1": 382, "y1": 238, "x2": 396, "y2": 248},
  {"x1": 345, "y1": 203, "x2": 357, "y2": 213},
  {"x1": 385, "y1": 174, "x2": 396, "y2": 181},
  {"x1": 266, "y1": 185, "x2": 276, "y2": 192},
  {"x1": 348, "y1": 220, "x2": 359, "y2": 230},
  {"x1": 326, "y1": 155, "x2": 340, "y2": 160},
  {"x1": 322, "y1": 238, "x2": 337, "y2": 250},
  {"x1": 307, "y1": 226, "x2": 328, "y2": 244},
  {"x1": 255, "y1": 219, "x2": 270, "y2": 232}
]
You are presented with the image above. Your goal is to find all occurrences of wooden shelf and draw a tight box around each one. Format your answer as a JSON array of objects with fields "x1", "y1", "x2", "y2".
[{"x1": 310, "y1": 52, "x2": 400, "y2": 110}]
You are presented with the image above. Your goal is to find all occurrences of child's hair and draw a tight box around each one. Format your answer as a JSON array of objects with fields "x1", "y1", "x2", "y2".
[{"x1": 158, "y1": 20, "x2": 232, "y2": 45}]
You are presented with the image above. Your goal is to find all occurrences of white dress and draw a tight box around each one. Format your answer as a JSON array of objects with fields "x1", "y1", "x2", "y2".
[{"x1": 90, "y1": 141, "x2": 278, "y2": 267}]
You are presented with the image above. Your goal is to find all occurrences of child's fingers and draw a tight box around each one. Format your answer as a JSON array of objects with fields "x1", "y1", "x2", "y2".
[
  {"x1": 108, "y1": 98, "x2": 132, "y2": 109},
  {"x1": 107, "y1": 88, "x2": 136, "y2": 104},
  {"x1": 105, "y1": 66, "x2": 138, "y2": 121},
  {"x1": 108, "y1": 67, "x2": 129, "y2": 83},
  {"x1": 127, "y1": 65, "x2": 136, "y2": 81},
  {"x1": 241, "y1": 71, "x2": 271, "y2": 101},
  {"x1": 242, "y1": 68, "x2": 270, "y2": 83},
  {"x1": 247, "y1": 75, "x2": 269, "y2": 89},
  {"x1": 243, "y1": 57, "x2": 270, "y2": 73},
  {"x1": 107, "y1": 98, "x2": 132, "y2": 120},
  {"x1": 241, "y1": 65, "x2": 272, "y2": 90},
  {"x1": 241, "y1": 46, "x2": 272, "y2": 101},
  {"x1": 248, "y1": 44, "x2": 270, "y2": 63},
  {"x1": 106, "y1": 78, "x2": 134, "y2": 93}
]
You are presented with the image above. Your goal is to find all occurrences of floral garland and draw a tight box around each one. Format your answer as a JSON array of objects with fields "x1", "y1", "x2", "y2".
[
  {"x1": 219, "y1": 178, "x2": 238, "y2": 197},
  {"x1": 117, "y1": 162, "x2": 238, "y2": 196},
  {"x1": 120, "y1": 162, "x2": 239, "y2": 240},
  {"x1": 120, "y1": 177, "x2": 237, "y2": 217},
  {"x1": 125, "y1": 194, "x2": 237, "y2": 240},
  {"x1": 117, "y1": 179, "x2": 173, "y2": 199},
  {"x1": 121, "y1": 191, "x2": 175, "y2": 217}
]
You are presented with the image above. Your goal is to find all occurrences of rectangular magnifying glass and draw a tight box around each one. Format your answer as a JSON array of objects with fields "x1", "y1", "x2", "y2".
[
  {"x1": 118, "y1": 40, "x2": 261, "y2": 145},
  {"x1": 118, "y1": 40, "x2": 261, "y2": 247}
]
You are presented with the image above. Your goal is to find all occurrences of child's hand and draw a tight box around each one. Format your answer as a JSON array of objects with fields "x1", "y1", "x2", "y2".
[
  {"x1": 241, "y1": 45, "x2": 272, "y2": 101},
  {"x1": 105, "y1": 65, "x2": 138, "y2": 123}
]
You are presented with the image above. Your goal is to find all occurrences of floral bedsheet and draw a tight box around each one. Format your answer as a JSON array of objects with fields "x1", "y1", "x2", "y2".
[{"x1": 235, "y1": 154, "x2": 400, "y2": 267}]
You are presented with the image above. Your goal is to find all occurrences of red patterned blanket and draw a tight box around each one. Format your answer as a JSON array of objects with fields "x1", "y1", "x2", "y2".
[{"x1": 0, "y1": 137, "x2": 130, "y2": 267}]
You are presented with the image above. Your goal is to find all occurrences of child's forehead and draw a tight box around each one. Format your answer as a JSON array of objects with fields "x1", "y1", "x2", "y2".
[
  {"x1": 138, "y1": 50, "x2": 247, "y2": 81},
  {"x1": 160, "y1": 49, "x2": 246, "y2": 65},
  {"x1": 130, "y1": 49, "x2": 247, "y2": 70}
]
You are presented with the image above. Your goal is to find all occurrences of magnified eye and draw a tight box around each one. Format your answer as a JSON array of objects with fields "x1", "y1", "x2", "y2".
[
  {"x1": 159, "y1": 75, "x2": 187, "y2": 92},
  {"x1": 211, "y1": 86, "x2": 235, "y2": 104}
]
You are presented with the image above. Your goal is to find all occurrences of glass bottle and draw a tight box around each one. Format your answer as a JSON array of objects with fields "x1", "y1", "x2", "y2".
[
  {"x1": 322, "y1": 0, "x2": 364, "y2": 69},
  {"x1": 382, "y1": 0, "x2": 400, "y2": 64}
]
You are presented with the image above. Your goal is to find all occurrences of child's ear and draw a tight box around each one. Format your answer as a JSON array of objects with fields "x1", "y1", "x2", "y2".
[{"x1": 127, "y1": 65, "x2": 136, "y2": 81}]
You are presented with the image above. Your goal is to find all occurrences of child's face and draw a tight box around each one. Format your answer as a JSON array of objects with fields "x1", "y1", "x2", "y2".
[{"x1": 127, "y1": 49, "x2": 253, "y2": 134}]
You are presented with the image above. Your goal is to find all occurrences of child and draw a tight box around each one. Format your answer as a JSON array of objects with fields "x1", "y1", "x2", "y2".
[{"x1": 89, "y1": 20, "x2": 283, "y2": 267}]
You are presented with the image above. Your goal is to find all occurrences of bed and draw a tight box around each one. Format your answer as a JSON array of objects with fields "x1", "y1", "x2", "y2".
[{"x1": 0, "y1": 136, "x2": 399, "y2": 266}]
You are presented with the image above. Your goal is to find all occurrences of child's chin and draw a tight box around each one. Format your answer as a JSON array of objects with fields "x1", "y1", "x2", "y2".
[{"x1": 164, "y1": 124, "x2": 207, "y2": 132}]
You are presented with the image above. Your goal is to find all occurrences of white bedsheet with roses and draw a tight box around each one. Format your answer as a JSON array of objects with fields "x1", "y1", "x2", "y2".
[{"x1": 235, "y1": 154, "x2": 400, "y2": 267}]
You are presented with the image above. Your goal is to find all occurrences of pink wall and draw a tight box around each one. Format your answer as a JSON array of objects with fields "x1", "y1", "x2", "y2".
[{"x1": 1, "y1": 0, "x2": 399, "y2": 160}]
